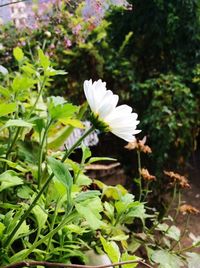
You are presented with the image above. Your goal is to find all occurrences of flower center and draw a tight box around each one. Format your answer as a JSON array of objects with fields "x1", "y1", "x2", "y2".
[{"x1": 90, "y1": 112, "x2": 110, "y2": 132}]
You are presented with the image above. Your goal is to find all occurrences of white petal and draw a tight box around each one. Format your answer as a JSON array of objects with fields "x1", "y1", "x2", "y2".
[
  {"x1": 111, "y1": 131, "x2": 136, "y2": 142},
  {"x1": 98, "y1": 91, "x2": 119, "y2": 118}
]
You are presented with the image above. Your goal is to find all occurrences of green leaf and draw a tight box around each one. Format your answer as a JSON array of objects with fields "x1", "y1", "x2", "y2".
[
  {"x1": 0, "y1": 159, "x2": 28, "y2": 173},
  {"x1": 12, "y1": 75, "x2": 36, "y2": 95},
  {"x1": 121, "y1": 252, "x2": 139, "y2": 268},
  {"x1": 0, "y1": 170, "x2": 23, "y2": 192},
  {"x1": 59, "y1": 118, "x2": 84, "y2": 128},
  {"x1": 10, "y1": 221, "x2": 29, "y2": 245},
  {"x1": 32, "y1": 205, "x2": 48, "y2": 230},
  {"x1": 100, "y1": 236, "x2": 120, "y2": 263},
  {"x1": 87, "y1": 157, "x2": 116, "y2": 164},
  {"x1": 47, "y1": 157, "x2": 73, "y2": 208},
  {"x1": 76, "y1": 174, "x2": 92, "y2": 186},
  {"x1": 75, "y1": 190, "x2": 101, "y2": 203},
  {"x1": 0, "y1": 222, "x2": 5, "y2": 237},
  {"x1": 186, "y1": 252, "x2": 200, "y2": 268},
  {"x1": 75, "y1": 196, "x2": 103, "y2": 229},
  {"x1": 1, "y1": 119, "x2": 33, "y2": 131},
  {"x1": 0, "y1": 86, "x2": 10, "y2": 98},
  {"x1": 151, "y1": 249, "x2": 184, "y2": 268},
  {"x1": 0, "y1": 103, "x2": 17, "y2": 117},
  {"x1": 17, "y1": 186, "x2": 34, "y2": 199},
  {"x1": 48, "y1": 96, "x2": 78, "y2": 120},
  {"x1": 38, "y1": 49, "x2": 50, "y2": 69},
  {"x1": 166, "y1": 225, "x2": 180, "y2": 241},
  {"x1": 13, "y1": 47, "x2": 24, "y2": 61},
  {"x1": 45, "y1": 67, "x2": 67, "y2": 76},
  {"x1": 81, "y1": 144, "x2": 91, "y2": 163}
]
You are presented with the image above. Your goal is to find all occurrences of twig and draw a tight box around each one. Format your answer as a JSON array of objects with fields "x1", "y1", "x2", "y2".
[
  {"x1": 0, "y1": 0, "x2": 28, "y2": 8},
  {"x1": 2, "y1": 259, "x2": 153, "y2": 268}
]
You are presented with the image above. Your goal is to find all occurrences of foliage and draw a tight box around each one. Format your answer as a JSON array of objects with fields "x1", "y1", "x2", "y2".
[
  {"x1": 0, "y1": 48, "x2": 199, "y2": 268},
  {"x1": 131, "y1": 74, "x2": 199, "y2": 171}
]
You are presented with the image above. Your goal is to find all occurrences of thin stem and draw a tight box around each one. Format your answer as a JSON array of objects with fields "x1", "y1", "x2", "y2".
[
  {"x1": 2, "y1": 259, "x2": 153, "y2": 268},
  {"x1": 173, "y1": 190, "x2": 181, "y2": 222},
  {"x1": 27, "y1": 77, "x2": 47, "y2": 120},
  {"x1": 137, "y1": 150, "x2": 142, "y2": 201},
  {"x1": 37, "y1": 119, "x2": 52, "y2": 189},
  {"x1": 46, "y1": 201, "x2": 59, "y2": 253},
  {"x1": 171, "y1": 215, "x2": 190, "y2": 251},
  {"x1": 3, "y1": 126, "x2": 95, "y2": 249},
  {"x1": 4, "y1": 76, "x2": 47, "y2": 164},
  {"x1": 148, "y1": 184, "x2": 177, "y2": 234},
  {"x1": 18, "y1": 211, "x2": 78, "y2": 260}
]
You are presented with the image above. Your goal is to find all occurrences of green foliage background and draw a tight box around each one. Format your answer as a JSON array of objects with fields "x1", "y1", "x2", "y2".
[{"x1": 0, "y1": 0, "x2": 200, "y2": 172}]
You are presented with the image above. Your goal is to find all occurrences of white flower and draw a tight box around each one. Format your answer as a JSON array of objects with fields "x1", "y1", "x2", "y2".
[{"x1": 84, "y1": 79, "x2": 141, "y2": 142}]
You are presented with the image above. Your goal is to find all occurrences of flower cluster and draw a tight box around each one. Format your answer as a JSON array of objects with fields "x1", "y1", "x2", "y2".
[
  {"x1": 164, "y1": 170, "x2": 191, "y2": 189},
  {"x1": 179, "y1": 204, "x2": 199, "y2": 215},
  {"x1": 125, "y1": 136, "x2": 152, "y2": 153},
  {"x1": 140, "y1": 168, "x2": 156, "y2": 181}
]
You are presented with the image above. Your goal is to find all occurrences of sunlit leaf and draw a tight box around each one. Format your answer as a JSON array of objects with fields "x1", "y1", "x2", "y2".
[
  {"x1": 0, "y1": 170, "x2": 23, "y2": 192},
  {"x1": 0, "y1": 103, "x2": 17, "y2": 117},
  {"x1": 100, "y1": 236, "x2": 120, "y2": 263},
  {"x1": 121, "y1": 252, "x2": 139, "y2": 268},
  {"x1": 13, "y1": 47, "x2": 24, "y2": 62},
  {"x1": 38, "y1": 49, "x2": 50, "y2": 69}
]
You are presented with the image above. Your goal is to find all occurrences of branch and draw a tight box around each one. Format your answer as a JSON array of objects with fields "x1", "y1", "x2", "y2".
[
  {"x1": 0, "y1": 0, "x2": 28, "y2": 8},
  {"x1": 2, "y1": 259, "x2": 153, "y2": 268}
]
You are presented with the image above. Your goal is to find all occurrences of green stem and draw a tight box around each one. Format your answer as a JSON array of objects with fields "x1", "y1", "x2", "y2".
[
  {"x1": 3, "y1": 126, "x2": 95, "y2": 249},
  {"x1": 148, "y1": 184, "x2": 177, "y2": 234},
  {"x1": 46, "y1": 201, "x2": 59, "y2": 253},
  {"x1": 37, "y1": 119, "x2": 52, "y2": 189},
  {"x1": 27, "y1": 77, "x2": 47, "y2": 119},
  {"x1": 4, "y1": 77, "x2": 47, "y2": 164},
  {"x1": 19, "y1": 211, "x2": 78, "y2": 260},
  {"x1": 171, "y1": 215, "x2": 190, "y2": 251},
  {"x1": 137, "y1": 150, "x2": 142, "y2": 201}
]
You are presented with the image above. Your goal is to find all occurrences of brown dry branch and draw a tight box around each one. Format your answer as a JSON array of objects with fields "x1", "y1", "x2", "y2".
[{"x1": 2, "y1": 260, "x2": 154, "y2": 268}]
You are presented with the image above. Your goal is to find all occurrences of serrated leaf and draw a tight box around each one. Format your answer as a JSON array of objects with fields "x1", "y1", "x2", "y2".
[
  {"x1": 0, "y1": 170, "x2": 23, "y2": 192},
  {"x1": 75, "y1": 196, "x2": 103, "y2": 229},
  {"x1": 100, "y1": 236, "x2": 120, "y2": 263},
  {"x1": 48, "y1": 96, "x2": 78, "y2": 120},
  {"x1": 0, "y1": 103, "x2": 17, "y2": 117},
  {"x1": 13, "y1": 47, "x2": 24, "y2": 61}
]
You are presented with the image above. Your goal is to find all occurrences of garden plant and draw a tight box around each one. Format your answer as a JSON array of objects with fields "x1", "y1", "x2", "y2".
[{"x1": 0, "y1": 47, "x2": 200, "y2": 268}]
